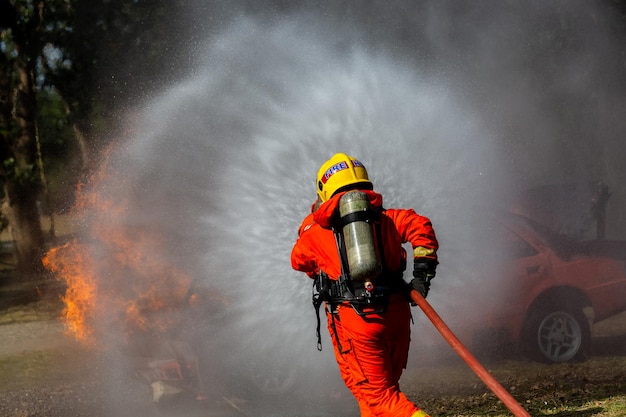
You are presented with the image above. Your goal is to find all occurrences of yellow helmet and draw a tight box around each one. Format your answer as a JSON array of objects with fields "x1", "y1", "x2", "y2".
[{"x1": 316, "y1": 153, "x2": 372, "y2": 202}]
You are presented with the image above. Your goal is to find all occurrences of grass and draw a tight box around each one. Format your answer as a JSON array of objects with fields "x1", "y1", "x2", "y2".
[{"x1": 403, "y1": 355, "x2": 626, "y2": 416}]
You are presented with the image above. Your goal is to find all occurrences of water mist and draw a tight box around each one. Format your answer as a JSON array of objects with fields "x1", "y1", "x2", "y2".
[{"x1": 71, "y1": 3, "x2": 626, "y2": 416}]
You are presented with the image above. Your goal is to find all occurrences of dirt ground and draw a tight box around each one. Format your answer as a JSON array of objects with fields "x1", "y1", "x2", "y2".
[{"x1": 1, "y1": 275, "x2": 625, "y2": 417}]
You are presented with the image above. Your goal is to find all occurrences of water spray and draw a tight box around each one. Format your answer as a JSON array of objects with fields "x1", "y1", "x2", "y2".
[
  {"x1": 49, "y1": 4, "x2": 625, "y2": 414},
  {"x1": 410, "y1": 289, "x2": 531, "y2": 417}
]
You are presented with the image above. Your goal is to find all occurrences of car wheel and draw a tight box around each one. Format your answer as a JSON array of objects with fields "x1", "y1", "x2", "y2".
[{"x1": 523, "y1": 302, "x2": 590, "y2": 363}]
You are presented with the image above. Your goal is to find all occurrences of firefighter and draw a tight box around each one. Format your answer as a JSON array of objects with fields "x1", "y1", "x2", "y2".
[{"x1": 291, "y1": 153, "x2": 438, "y2": 417}]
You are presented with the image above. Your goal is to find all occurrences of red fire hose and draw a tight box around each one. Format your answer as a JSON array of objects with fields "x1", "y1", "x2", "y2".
[{"x1": 410, "y1": 289, "x2": 531, "y2": 417}]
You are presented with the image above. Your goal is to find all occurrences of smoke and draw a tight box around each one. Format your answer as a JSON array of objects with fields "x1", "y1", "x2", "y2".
[
  {"x1": 75, "y1": 1, "x2": 626, "y2": 415},
  {"x1": 416, "y1": 1, "x2": 626, "y2": 208}
]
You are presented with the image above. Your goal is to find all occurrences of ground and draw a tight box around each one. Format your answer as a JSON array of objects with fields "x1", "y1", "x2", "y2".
[{"x1": 1, "y1": 274, "x2": 625, "y2": 417}]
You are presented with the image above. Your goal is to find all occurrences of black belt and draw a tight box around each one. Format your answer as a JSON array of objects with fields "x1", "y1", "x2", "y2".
[
  {"x1": 327, "y1": 273, "x2": 406, "y2": 314},
  {"x1": 312, "y1": 272, "x2": 407, "y2": 350}
]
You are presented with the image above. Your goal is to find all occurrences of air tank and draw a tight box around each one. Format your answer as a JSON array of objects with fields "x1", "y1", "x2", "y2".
[{"x1": 338, "y1": 191, "x2": 382, "y2": 282}]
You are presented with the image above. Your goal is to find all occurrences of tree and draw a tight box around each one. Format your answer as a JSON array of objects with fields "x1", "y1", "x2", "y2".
[
  {"x1": 0, "y1": 0, "x2": 46, "y2": 273},
  {"x1": 0, "y1": 0, "x2": 199, "y2": 274}
]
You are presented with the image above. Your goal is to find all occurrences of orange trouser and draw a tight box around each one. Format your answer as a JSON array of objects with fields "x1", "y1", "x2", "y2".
[{"x1": 326, "y1": 293, "x2": 428, "y2": 417}]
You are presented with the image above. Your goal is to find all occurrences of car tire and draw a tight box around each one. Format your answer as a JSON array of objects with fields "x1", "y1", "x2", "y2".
[{"x1": 523, "y1": 301, "x2": 591, "y2": 363}]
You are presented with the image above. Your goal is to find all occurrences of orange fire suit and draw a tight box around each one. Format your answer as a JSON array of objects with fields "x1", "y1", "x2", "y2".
[{"x1": 291, "y1": 190, "x2": 438, "y2": 417}]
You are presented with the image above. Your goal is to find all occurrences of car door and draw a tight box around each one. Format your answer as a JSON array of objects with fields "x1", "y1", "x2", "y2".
[{"x1": 497, "y1": 226, "x2": 552, "y2": 337}]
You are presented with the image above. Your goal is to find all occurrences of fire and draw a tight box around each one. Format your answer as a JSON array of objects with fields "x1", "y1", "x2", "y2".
[
  {"x1": 43, "y1": 240, "x2": 98, "y2": 345},
  {"x1": 42, "y1": 149, "x2": 195, "y2": 348}
]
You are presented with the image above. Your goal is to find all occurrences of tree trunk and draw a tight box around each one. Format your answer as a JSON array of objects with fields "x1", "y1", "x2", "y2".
[
  {"x1": 0, "y1": 1, "x2": 46, "y2": 274},
  {"x1": 10, "y1": 53, "x2": 46, "y2": 273},
  {"x1": 1, "y1": 185, "x2": 45, "y2": 273}
]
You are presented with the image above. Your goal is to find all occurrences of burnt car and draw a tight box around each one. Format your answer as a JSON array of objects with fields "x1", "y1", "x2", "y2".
[{"x1": 473, "y1": 212, "x2": 626, "y2": 363}]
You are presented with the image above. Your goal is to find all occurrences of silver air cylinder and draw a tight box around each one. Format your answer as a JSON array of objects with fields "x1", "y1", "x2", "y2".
[{"x1": 339, "y1": 191, "x2": 382, "y2": 282}]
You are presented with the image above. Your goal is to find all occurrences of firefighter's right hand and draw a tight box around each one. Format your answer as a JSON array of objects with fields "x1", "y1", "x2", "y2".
[
  {"x1": 412, "y1": 258, "x2": 436, "y2": 298},
  {"x1": 411, "y1": 276, "x2": 430, "y2": 298}
]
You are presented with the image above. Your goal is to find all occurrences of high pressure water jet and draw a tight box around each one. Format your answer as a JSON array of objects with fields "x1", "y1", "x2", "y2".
[{"x1": 44, "y1": 2, "x2": 626, "y2": 415}]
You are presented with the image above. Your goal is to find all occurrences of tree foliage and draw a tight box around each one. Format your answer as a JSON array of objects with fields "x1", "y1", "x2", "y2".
[{"x1": 0, "y1": 0, "x2": 196, "y2": 274}]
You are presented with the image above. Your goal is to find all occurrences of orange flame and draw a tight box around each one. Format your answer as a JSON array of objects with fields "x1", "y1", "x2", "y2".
[
  {"x1": 43, "y1": 241, "x2": 98, "y2": 345},
  {"x1": 42, "y1": 148, "x2": 195, "y2": 348}
]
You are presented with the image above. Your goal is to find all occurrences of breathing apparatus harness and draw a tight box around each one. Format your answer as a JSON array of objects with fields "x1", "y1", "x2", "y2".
[{"x1": 312, "y1": 190, "x2": 406, "y2": 351}]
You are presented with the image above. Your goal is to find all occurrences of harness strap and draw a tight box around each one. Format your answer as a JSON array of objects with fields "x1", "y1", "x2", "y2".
[
  {"x1": 334, "y1": 209, "x2": 379, "y2": 228},
  {"x1": 312, "y1": 288, "x2": 324, "y2": 351},
  {"x1": 313, "y1": 273, "x2": 342, "y2": 351},
  {"x1": 329, "y1": 307, "x2": 344, "y2": 353}
]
